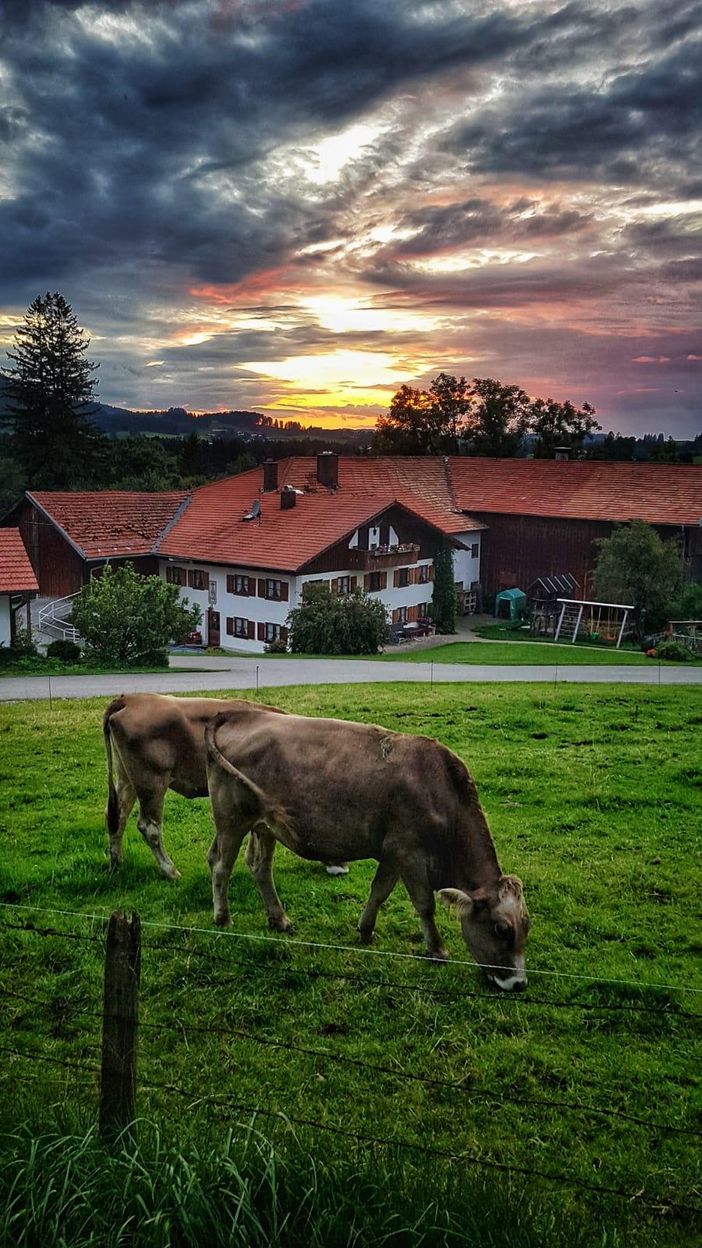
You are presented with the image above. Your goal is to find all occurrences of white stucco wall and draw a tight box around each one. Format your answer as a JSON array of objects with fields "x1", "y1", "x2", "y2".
[
  {"x1": 452, "y1": 529, "x2": 482, "y2": 589},
  {"x1": 161, "y1": 523, "x2": 482, "y2": 653},
  {"x1": 0, "y1": 597, "x2": 11, "y2": 648}
]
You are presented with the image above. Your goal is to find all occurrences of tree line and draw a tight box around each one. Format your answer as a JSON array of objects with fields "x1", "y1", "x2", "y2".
[{"x1": 1, "y1": 295, "x2": 700, "y2": 515}]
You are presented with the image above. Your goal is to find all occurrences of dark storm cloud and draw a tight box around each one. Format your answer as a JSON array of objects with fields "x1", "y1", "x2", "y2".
[
  {"x1": 382, "y1": 197, "x2": 593, "y2": 259},
  {"x1": 448, "y1": 29, "x2": 702, "y2": 188}
]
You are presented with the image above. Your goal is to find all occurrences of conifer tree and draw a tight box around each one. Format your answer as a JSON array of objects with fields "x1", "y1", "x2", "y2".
[{"x1": 2, "y1": 292, "x2": 103, "y2": 487}]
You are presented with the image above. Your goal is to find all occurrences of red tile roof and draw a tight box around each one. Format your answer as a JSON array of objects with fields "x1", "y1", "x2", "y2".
[
  {"x1": 29, "y1": 491, "x2": 190, "y2": 559},
  {"x1": 158, "y1": 458, "x2": 482, "y2": 570},
  {"x1": 448, "y1": 459, "x2": 702, "y2": 525},
  {"x1": 0, "y1": 529, "x2": 38, "y2": 593}
]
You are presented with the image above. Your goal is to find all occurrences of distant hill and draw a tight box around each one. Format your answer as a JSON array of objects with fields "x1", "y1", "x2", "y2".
[{"x1": 0, "y1": 382, "x2": 369, "y2": 443}]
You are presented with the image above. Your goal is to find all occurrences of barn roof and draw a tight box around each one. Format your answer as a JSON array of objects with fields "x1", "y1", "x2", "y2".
[
  {"x1": 447, "y1": 459, "x2": 702, "y2": 525},
  {"x1": 28, "y1": 491, "x2": 191, "y2": 560},
  {"x1": 0, "y1": 529, "x2": 39, "y2": 593}
]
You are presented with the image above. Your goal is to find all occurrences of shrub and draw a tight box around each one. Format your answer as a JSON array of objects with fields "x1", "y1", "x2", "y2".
[
  {"x1": 593, "y1": 520, "x2": 682, "y2": 636},
  {"x1": 70, "y1": 563, "x2": 201, "y2": 667},
  {"x1": 654, "y1": 639, "x2": 693, "y2": 662},
  {"x1": 264, "y1": 637, "x2": 288, "y2": 654},
  {"x1": 46, "y1": 639, "x2": 82, "y2": 663},
  {"x1": 287, "y1": 583, "x2": 388, "y2": 655}
]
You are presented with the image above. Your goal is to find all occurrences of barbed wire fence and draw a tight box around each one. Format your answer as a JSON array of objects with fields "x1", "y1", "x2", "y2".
[{"x1": 1, "y1": 902, "x2": 701, "y2": 1222}]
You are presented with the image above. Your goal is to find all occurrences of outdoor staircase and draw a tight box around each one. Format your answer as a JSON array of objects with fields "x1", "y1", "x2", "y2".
[{"x1": 37, "y1": 593, "x2": 80, "y2": 643}]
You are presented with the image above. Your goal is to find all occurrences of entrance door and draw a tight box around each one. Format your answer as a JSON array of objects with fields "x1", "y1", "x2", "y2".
[{"x1": 207, "y1": 609, "x2": 220, "y2": 647}]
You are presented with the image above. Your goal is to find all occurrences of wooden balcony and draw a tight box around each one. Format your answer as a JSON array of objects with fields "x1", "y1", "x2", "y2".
[{"x1": 346, "y1": 544, "x2": 420, "y2": 572}]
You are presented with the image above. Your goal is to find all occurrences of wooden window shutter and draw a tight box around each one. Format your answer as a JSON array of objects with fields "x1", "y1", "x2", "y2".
[
  {"x1": 226, "y1": 617, "x2": 234, "y2": 636},
  {"x1": 187, "y1": 570, "x2": 195, "y2": 588},
  {"x1": 280, "y1": 626, "x2": 288, "y2": 644},
  {"x1": 350, "y1": 576, "x2": 357, "y2": 591},
  {"x1": 392, "y1": 608, "x2": 401, "y2": 624},
  {"x1": 408, "y1": 604, "x2": 420, "y2": 622},
  {"x1": 393, "y1": 570, "x2": 400, "y2": 588},
  {"x1": 226, "y1": 575, "x2": 234, "y2": 593},
  {"x1": 246, "y1": 577, "x2": 254, "y2": 596},
  {"x1": 247, "y1": 619, "x2": 255, "y2": 640},
  {"x1": 364, "y1": 573, "x2": 371, "y2": 591},
  {"x1": 257, "y1": 622, "x2": 265, "y2": 641},
  {"x1": 380, "y1": 571, "x2": 387, "y2": 590},
  {"x1": 257, "y1": 578, "x2": 266, "y2": 598},
  {"x1": 280, "y1": 581, "x2": 289, "y2": 602}
]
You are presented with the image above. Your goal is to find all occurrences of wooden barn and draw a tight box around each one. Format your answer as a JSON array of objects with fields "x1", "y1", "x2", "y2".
[
  {"x1": 2, "y1": 491, "x2": 190, "y2": 598},
  {"x1": 448, "y1": 459, "x2": 702, "y2": 600}
]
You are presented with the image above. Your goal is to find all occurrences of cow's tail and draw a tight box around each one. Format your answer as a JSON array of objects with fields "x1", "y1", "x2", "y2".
[
  {"x1": 103, "y1": 696, "x2": 127, "y2": 835},
  {"x1": 204, "y1": 712, "x2": 290, "y2": 831}
]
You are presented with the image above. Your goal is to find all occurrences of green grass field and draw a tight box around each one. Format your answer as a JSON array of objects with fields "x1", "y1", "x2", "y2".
[
  {"x1": 1, "y1": 684, "x2": 701, "y2": 1247},
  {"x1": 380, "y1": 639, "x2": 657, "y2": 664}
]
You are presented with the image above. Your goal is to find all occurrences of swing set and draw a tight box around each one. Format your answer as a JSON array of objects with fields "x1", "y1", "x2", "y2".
[{"x1": 554, "y1": 598, "x2": 635, "y2": 648}]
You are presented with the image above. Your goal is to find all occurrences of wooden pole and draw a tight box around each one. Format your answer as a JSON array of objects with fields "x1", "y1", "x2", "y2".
[{"x1": 99, "y1": 910, "x2": 141, "y2": 1144}]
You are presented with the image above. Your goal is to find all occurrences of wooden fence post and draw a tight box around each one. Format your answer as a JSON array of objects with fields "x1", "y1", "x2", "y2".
[{"x1": 99, "y1": 910, "x2": 141, "y2": 1144}]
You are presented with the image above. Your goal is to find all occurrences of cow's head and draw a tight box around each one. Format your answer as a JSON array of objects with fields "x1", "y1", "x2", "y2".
[{"x1": 439, "y1": 875, "x2": 529, "y2": 991}]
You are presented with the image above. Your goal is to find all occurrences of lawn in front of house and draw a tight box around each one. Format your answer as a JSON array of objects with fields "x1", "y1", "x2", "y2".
[
  {"x1": 0, "y1": 682, "x2": 700, "y2": 1246},
  {"x1": 380, "y1": 638, "x2": 656, "y2": 664}
]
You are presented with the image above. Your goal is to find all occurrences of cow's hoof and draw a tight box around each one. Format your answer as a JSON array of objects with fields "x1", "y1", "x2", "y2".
[
  {"x1": 269, "y1": 916, "x2": 294, "y2": 934},
  {"x1": 166, "y1": 868, "x2": 181, "y2": 881},
  {"x1": 427, "y1": 948, "x2": 449, "y2": 962},
  {"x1": 358, "y1": 927, "x2": 374, "y2": 945},
  {"x1": 214, "y1": 913, "x2": 231, "y2": 928}
]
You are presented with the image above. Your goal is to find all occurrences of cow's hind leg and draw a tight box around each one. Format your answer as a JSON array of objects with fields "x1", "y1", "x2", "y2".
[
  {"x1": 136, "y1": 788, "x2": 180, "y2": 881},
  {"x1": 106, "y1": 771, "x2": 136, "y2": 870},
  {"x1": 401, "y1": 868, "x2": 448, "y2": 960},
  {"x1": 245, "y1": 830, "x2": 293, "y2": 932},
  {"x1": 210, "y1": 824, "x2": 248, "y2": 927},
  {"x1": 358, "y1": 859, "x2": 399, "y2": 944}
]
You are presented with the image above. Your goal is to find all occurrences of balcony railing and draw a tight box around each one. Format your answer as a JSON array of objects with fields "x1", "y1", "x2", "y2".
[{"x1": 346, "y1": 543, "x2": 420, "y2": 572}]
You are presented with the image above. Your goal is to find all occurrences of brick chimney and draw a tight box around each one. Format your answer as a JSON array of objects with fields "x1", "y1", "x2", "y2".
[
  {"x1": 262, "y1": 459, "x2": 278, "y2": 491},
  {"x1": 317, "y1": 451, "x2": 339, "y2": 489},
  {"x1": 280, "y1": 485, "x2": 297, "y2": 510}
]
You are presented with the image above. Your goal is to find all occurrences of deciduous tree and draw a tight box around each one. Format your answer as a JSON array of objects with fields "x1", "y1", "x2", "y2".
[
  {"x1": 592, "y1": 521, "x2": 682, "y2": 636},
  {"x1": 70, "y1": 564, "x2": 201, "y2": 666},
  {"x1": 530, "y1": 397, "x2": 600, "y2": 458},
  {"x1": 287, "y1": 583, "x2": 388, "y2": 655},
  {"x1": 468, "y1": 378, "x2": 530, "y2": 457}
]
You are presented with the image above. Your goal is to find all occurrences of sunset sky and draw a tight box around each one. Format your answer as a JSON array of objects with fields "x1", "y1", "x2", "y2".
[{"x1": 1, "y1": 0, "x2": 700, "y2": 435}]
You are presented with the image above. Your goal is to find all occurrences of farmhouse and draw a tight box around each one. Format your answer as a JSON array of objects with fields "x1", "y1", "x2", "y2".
[
  {"x1": 4, "y1": 454, "x2": 702, "y2": 652},
  {"x1": 157, "y1": 454, "x2": 483, "y2": 650},
  {"x1": 0, "y1": 529, "x2": 38, "y2": 647}
]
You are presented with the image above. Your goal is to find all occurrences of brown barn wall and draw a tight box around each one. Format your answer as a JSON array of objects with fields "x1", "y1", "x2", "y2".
[
  {"x1": 10, "y1": 499, "x2": 85, "y2": 597},
  {"x1": 474, "y1": 513, "x2": 614, "y2": 601}
]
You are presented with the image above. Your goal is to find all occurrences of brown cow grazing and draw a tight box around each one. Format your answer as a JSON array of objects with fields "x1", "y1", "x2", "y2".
[
  {"x1": 204, "y1": 709, "x2": 530, "y2": 991},
  {"x1": 103, "y1": 694, "x2": 287, "y2": 879}
]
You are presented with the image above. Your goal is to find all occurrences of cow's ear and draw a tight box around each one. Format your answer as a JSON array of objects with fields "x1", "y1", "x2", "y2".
[{"x1": 438, "y1": 888, "x2": 474, "y2": 917}]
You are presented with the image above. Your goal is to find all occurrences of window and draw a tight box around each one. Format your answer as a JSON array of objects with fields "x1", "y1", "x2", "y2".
[
  {"x1": 331, "y1": 575, "x2": 356, "y2": 594},
  {"x1": 392, "y1": 606, "x2": 408, "y2": 625},
  {"x1": 265, "y1": 622, "x2": 281, "y2": 642},
  {"x1": 166, "y1": 565, "x2": 185, "y2": 586},
  {"x1": 367, "y1": 571, "x2": 386, "y2": 593},
  {"x1": 226, "y1": 616, "x2": 252, "y2": 639},
  {"x1": 187, "y1": 569, "x2": 208, "y2": 590},
  {"x1": 395, "y1": 567, "x2": 410, "y2": 588},
  {"x1": 257, "y1": 578, "x2": 289, "y2": 601},
  {"x1": 416, "y1": 564, "x2": 432, "y2": 584},
  {"x1": 227, "y1": 574, "x2": 253, "y2": 596},
  {"x1": 471, "y1": 543, "x2": 479, "y2": 558},
  {"x1": 257, "y1": 622, "x2": 289, "y2": 643}
]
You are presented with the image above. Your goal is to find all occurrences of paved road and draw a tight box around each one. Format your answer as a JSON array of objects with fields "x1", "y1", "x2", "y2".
[{"x1": 1, "y1": 655, "x2": 701, "y2": 702}]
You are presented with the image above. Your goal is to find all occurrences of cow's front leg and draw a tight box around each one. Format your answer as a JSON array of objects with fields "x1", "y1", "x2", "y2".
[
  {"x1": 136, "y1": 790, "x2": 180, "y2": 880},
  {"x1": 210, "y1": 825, "x2": 248, "y2": 926},
  {"x1": 245, "y1": 829, "x2": 293, "y2": 932},
  {"x1": 358, "y1": 859, "x2": 398, "y2": 944},
  {"x1": 401, "y1": 870, "x2": 448, "y2": 960}
]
